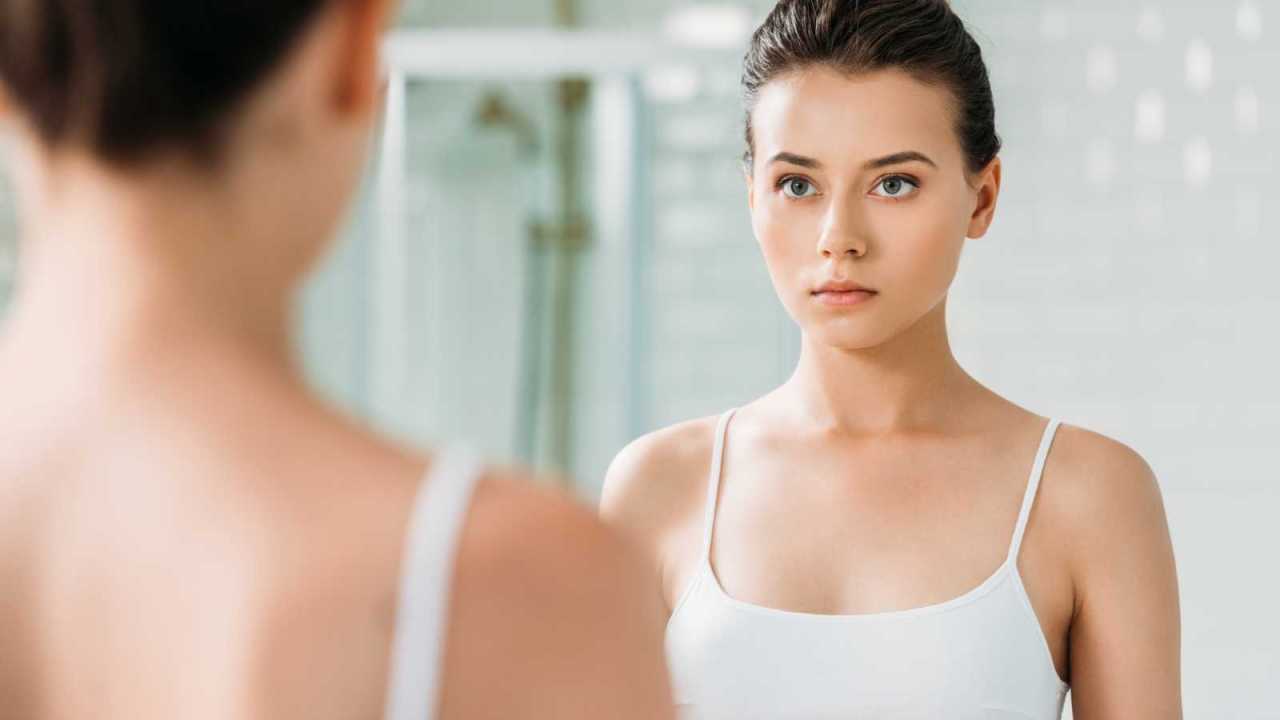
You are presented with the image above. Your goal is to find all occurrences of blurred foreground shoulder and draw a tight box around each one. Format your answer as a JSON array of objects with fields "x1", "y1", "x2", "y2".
[{"x1": 440, "y1": 468, "x2": 675, "y2": 720}]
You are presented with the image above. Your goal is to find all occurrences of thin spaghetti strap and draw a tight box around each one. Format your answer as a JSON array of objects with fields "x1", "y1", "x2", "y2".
[
  {"x1": 701, "y1": 409, "x2": 738, "y2": 561},
  {"x1": 1007, "y1": 419, "x2": 1062, "y2": 565},
  {"x1": 384, "y1": 449, "x2": 482, "y2": 720}
]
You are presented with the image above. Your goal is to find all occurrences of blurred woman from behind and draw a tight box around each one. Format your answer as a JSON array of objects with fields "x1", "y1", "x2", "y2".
[{"x1": 0, "y1": 1, "x2": 673, "y2": 717}]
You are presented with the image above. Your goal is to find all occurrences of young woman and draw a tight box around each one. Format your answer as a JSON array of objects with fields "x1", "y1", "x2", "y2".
[
  {"x1": 0, "y1": 1, "x2": 673, "y2": 718},
  {"x1": 603, "y1": 1, "x2": 1181, "y2": 718}
]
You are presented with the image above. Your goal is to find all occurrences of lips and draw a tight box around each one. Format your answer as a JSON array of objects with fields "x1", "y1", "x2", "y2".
[
  {"x1": 811, "y1": 280, "x2": 878, "y2": 307},
  {"x1": 812, "y1": 279, "x2": 877, "y2": 295}
]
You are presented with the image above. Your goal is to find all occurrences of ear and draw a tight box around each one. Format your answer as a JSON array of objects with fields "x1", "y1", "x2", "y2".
[
  {"x1": 966, "y1": 156, "x2": 1001, "y2": 239},
  {"x1": 745, "y1": 166, "x2": 756, "y2": 211},
  {"x1": 334, "y1": 0, "x2": 396, "y2": 116}
]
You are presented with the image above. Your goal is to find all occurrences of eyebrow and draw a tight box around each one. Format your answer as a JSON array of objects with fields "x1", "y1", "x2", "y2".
[
  {"x1": 767, "y1": 151, "x2": 823, "y2": 169},
  {"x1": 767, "y1": 150, "x2": 938, "y2": 171},
  {"x1": 864, "y1": 151, "x2": 938, "y2": 170}
]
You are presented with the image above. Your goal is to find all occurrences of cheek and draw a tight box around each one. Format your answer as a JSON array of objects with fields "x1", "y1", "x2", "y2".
[
  {"x1": 752, "y1": 198, "x2": 813, "y2": 280},
  {"x1": 873, "y1": 195, "x2": 968, "y2": 285}
]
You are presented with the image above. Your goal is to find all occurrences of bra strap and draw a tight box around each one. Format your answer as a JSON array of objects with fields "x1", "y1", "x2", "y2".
[
  {"x1": 701, "y1": 409, "x2": 738, "y2": 561},
  {"x1": 1007, "y1": 419, "x2": 1062, "y2": 565},
  {"x1": 384, "y1": 449, "x2": 482, "y2": 720}
]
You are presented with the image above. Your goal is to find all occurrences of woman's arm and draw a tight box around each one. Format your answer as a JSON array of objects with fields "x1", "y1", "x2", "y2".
[{"x1": 1064, "y1": 440, "x2": 1181, "y2": 719}]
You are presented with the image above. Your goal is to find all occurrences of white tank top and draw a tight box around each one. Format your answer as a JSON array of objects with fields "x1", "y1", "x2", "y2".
[
  {"x1": 666, "y1": 410, "x2": 1070, "y2": 719},
  {"x1": 383, "y1": 449, "x2": 482, "y2": 720}
]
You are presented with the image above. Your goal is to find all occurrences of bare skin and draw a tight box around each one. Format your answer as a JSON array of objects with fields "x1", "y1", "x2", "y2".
[
  {"x1": 602, "y1": 67, "x2": 1180, "y2": 718},
  {"x1": 0, "y1": 1, "x2": 672, "y2": 718}
]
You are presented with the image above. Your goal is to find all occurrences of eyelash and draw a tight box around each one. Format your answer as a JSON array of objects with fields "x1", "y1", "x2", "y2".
[
  {"x1": 872, "y1": 174, "x2": 921, "y2": 200},
  {"x1": 776, "y1": 175, "x2": 817, "y2": 198}
]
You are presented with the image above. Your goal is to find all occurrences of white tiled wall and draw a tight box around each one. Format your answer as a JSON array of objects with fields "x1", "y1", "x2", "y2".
[
  {"x1": 958, "y1": 4, "x2": 1279, "y2": 716},
  {"x1": 643, "y1": 73, "x2": 797, "y2": 428}
]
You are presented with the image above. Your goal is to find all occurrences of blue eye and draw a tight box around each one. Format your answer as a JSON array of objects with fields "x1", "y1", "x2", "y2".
[
  {"x1": 871, "y1": 175, "x2": 919, "y2": 199},
  {"x1": 780, "y1": 177, "x2": 818, "y2": 199}
]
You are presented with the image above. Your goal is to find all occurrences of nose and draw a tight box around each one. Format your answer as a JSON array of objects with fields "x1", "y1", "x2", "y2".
[{"x1": 815, "y1": 200, "x2": 869, "y2": 259}]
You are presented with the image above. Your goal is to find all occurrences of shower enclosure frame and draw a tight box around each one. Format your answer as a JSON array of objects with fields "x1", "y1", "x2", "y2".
[{"x1": 372, "y1": 29, "x2": 733, "y2": 458}]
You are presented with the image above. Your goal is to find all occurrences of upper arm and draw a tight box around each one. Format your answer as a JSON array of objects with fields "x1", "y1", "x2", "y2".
[
  {"x1": 1063, "y1": 436, "x2": 1181, "y2": 719},
  {"x1": 441, "y1": 473, "x2": 675, "y2": 720}
]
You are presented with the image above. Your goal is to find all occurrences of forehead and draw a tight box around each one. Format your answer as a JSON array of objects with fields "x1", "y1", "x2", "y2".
[{"x1": 750, "y1": 66, "x2": 962, "y2": 168}]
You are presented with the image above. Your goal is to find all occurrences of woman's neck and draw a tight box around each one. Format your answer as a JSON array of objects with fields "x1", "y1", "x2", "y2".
[
  {"x1": 1, "y1": 155, "x2": 301, "y2": 385},
  {"x1": 782, "y1": 299, "x2": 984, "y2": 435}
]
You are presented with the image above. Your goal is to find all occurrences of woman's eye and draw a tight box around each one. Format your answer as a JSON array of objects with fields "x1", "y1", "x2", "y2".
[
  {"x1": 780, "y1": 177, "x2": 818, "y2": 199},
  {"x1": 871, "y1": 176, "x2": 919, "y2": 199}
]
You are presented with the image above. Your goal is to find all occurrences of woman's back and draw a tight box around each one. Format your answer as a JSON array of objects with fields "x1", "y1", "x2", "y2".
[{"x1": 0, "y1": 335, "x2": 672, "y2": 719}]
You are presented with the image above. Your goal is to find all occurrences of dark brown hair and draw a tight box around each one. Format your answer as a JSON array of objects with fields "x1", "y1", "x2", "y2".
[
  {"x1": 743, "y1": 0, "x2": 1000, "y2": 174},
  {"x1": 0, "y1": 0, "x2": 330, "y2": 165}
]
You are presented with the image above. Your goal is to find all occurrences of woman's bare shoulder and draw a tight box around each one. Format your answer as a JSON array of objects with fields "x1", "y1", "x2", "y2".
[
  {"x1": 1037, "y1": 422, "x2": 1172, "y2": 581},
  {"x1": 1041, "y1": 423, "x2": 1165, "y2": 524},
  {"x1": 598, "y1": 414, "x2": 723, "y2": 548}
]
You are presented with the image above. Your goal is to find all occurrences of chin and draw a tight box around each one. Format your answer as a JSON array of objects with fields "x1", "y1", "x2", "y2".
[{"x1": 802, "y1": 318, "x2": 896, "y2": 353}]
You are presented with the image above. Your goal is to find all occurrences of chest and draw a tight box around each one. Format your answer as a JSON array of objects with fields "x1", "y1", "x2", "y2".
[
  {"x1": 659, "y1": 434, "x2": 1075, "y2": 685},
  {"x1": 705, "y1": 441, "x2": 1032, "y2": 615}
]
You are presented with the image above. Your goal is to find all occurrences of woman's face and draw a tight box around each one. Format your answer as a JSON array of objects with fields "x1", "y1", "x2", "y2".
[{"x1": 747, "y1": 66, "x2": 1000, "y2": 351}]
